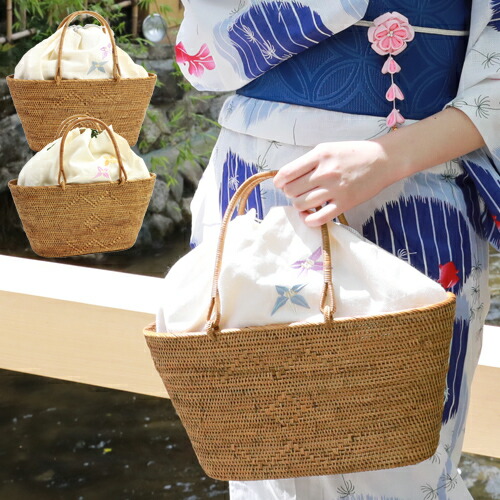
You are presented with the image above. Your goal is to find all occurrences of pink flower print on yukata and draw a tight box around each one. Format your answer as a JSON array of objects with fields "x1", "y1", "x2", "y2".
[
  {"x1": 368, "y1": 12, "x2": 415, "y2": 56},
  {"x1": 175, "y1": 42, "x2": 216, "y2": 77},
  {"x1": 291, "y1": 247, "x2": 323, "y2": 275}
]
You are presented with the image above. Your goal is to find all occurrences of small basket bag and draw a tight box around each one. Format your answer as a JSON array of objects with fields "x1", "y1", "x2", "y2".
[
  {"x1": 144, "y1": 171, "x2": 456, "y2": 481},
  {"x1": 9, "y1": 116, "x2": 156, "y2": 258},
  {"x1": 6, "y1": 10, "x2": 156, "y2": 152}
]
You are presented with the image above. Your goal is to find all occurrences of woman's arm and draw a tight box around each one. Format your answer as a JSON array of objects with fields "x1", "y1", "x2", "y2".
[{"x1": 273, "y1": 107, "x2": 485, "y2": 227}]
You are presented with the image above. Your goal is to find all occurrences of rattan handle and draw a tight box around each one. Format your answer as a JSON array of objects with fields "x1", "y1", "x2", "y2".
[
  {"x1": 56, "y1": 114, "x2": 92, "y2": 138},
  {"x1": 205, "y1": 171, "x2": 336, "y2": 337},
  {"x1": 58, "y1": 116, "x2": 127, "y2": 188},
  {"x1": 55, "y1": 10, "x2": 121, "y2": 83}
]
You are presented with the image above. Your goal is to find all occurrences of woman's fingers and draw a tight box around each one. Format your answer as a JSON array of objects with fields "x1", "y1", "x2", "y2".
[
  {"x1": 273, "y1": 148, "x2": 319, "y2": 189},
  {"x1": 302, "y1": 203, "x2": 340, "y2": 227},
  {"x1": 282, "y1": 173, "x2": 318, "y2": 198},
  {"x1": 291, "y1": 188, "x2": 331, "y2": 211}
]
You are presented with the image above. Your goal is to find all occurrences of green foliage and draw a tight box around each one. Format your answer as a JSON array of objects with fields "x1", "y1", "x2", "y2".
[
  {"x1": 172, "y1": 61, "x2": 192, "y2": 92},
  {"x1": 150, "y1": 154, "x2": 178, "y2": 188},
  {"x1": 137, "y1": 0, "x2": 172, "y2": 17}
]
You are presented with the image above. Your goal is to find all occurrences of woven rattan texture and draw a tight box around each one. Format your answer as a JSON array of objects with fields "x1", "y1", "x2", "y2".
[
  {"x1": 145, "y1": 294, "x2": 456, "y2": 481},
  {"x1": 6, "y1": 74, "x2": 156, "y2": 151},
  {"x1": 9, "y1": 175, "x2": 155, "y2": 257}
]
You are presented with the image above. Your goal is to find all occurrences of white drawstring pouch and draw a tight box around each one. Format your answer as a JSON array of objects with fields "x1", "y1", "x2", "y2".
[
  {"x1": 18, "y1": 126, "x2": 150, "y2": 186},
  {"x1": 156, "y1": 205, "x2": 449, "y2": 333},
  {"x1": 14, "y1": 24, "x2": 148, "y2": 80}
]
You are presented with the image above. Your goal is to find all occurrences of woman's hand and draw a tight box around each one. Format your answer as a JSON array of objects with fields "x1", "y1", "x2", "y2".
[
  {"x1": 273, "y1": 108, "x2": 485, "y2": 227},
  {"x1": 273, "y1": 140, "x2": 397, "y2": 227}
]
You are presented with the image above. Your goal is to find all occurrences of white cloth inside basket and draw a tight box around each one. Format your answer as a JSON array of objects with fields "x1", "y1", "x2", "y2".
[
  {"x1": 14, "y1": 24, "x2": 148, "y2": 80},
  {"x1": 18, "y1": 126, "x2": 150, "y2": 186},
  {"x1": 156, "y1": 206, "x2": 448, "y2": 334}
]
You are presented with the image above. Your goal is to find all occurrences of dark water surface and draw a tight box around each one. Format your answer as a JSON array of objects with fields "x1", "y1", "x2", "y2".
[{"x1": 0, "y1": 243, "x2": 499, "y2": 499}]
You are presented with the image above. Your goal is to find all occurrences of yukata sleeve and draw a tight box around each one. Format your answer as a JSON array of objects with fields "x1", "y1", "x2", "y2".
[
  {"x1": 448, "y1": 0, "x2": 500, "y2": 248},
  {"x1": 174, "y1": 0, "x2": 368, "y2": 91}
]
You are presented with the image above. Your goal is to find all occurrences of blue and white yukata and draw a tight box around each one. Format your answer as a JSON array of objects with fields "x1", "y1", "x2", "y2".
[{"x1": 175, "y1": 1, "x2": 500, "y2": 498}]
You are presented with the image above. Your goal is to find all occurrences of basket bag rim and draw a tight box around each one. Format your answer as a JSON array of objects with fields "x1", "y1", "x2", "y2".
[
  {"x1": 144, "y1": 291, "x2": 456, "y2": 338},
  {"x1": 9, "y1": 173, "x2": 156, "y2": 191}
]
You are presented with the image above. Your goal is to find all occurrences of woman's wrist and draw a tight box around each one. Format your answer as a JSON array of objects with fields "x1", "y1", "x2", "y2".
[{"x1": 370, "y1": 107, "x2": 485, "y2": 183}]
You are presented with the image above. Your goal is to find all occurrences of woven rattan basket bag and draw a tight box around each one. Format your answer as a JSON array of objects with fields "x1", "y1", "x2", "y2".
[
  {"x1": 6, "y1": 10, "x2": 156, "y2": 152},
  {"x1": 144, "y1": 171, "x2": 456, "y2": 481},
  {"x1": 9, "y1": 116, "x2": 155, "y2": 258}
]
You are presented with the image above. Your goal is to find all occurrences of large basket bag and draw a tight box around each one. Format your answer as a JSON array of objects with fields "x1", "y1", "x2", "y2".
[
  {"x1": 144, "y1": 171, "x2": 456, "y2": 481},
  {"x1": 9, "y1": 116, "x2": 156, "y2": 258},
  {"x1": 6, "y1": 10, "x2": 156, "y2": 152}
]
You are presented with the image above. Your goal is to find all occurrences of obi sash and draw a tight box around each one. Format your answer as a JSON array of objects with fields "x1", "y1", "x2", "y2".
[{"x1": 236, "y1": 1, "x2": 472, "y2": 121}]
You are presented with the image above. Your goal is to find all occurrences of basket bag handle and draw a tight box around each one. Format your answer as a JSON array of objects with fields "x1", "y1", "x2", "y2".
[
  {"x1": 57, "y1": 115, "x2": 127, "y2": 188},
  {"x1": 237, "y1": 178, "x2": 350, "y2": 226},
  {"x1": 55, "y1": 10, "x2": 121, "y2": 84},
  {"x1": 205, "y1": 170, "x2": 336, "y2": 337}
]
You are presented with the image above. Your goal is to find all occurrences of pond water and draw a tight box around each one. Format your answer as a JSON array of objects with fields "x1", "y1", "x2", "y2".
[{"x1": 0, "y1": 242, "x2": 499, "y2": 499}]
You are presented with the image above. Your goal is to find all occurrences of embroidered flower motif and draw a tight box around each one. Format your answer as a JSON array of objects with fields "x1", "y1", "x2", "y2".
[
  {"x1": 100, "y1": 43, "x2": 112, "y2": 59},
  {"x1": 93, "y1": 166, "x2": 110, "y2": 179},
  {"x1": 271, "y1": 284, "x2": 310, "y2": 316},
  {"x1": 175, "y1": 42, "x2": 216, "y2": 77},
  {"x1": 88, "y1": 60, "x2": 108, "y2": 75},
  {"x1": 291, "y1": 247, "x2": 323, "y2": 275},
  {"x1": 101, "y1": 154, "x2": 118, "y2": 167},
  {"x1": 368, "y1": 12, "x2": 414, "y2": 130},
  {"x1": 367, "y1": 12, "x2": 415, "y2": 56},
  {"x1": 438, "y1": 261, "x2": 460, "y2": 289}
]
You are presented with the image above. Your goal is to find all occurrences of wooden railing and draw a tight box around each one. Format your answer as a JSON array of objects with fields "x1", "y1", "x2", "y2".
[{"x1": 0, "y1": 254, "x2": 498, "y2": 458}]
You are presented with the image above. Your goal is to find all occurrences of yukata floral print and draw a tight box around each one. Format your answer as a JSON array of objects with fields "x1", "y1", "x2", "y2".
[{"x1": 175, "y1": 1, "x2": 500, "y2": 499}]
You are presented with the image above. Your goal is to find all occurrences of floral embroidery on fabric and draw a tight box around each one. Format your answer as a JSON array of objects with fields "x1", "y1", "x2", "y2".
[
  {"x1": 175, "y1": 42, "x2": 216, "y2": 77},
  {"x1": 291, "y1": 247, "x2": 323, "y2": 275},
  {"x1": 88, "y1": 60, "x2": 108, "y2": 74},
  {"x1": 100, "y1": 43, "x2": 112, "y2": 59},
  {"x1": 368, "y1": 12, "x2": 414, "y2": 129},
  {"x1": 271, "y1": 284, "x2": 310, "y2": 315},
  {"x1": 102, "y1": 154, "x2": 118, "y2": 165},
  {"x1": 93, "y1": 154, "x2": 117, "y2": 179},
  {"x1": 93, "y1": 166, "x2": 110, "y2": 179}
]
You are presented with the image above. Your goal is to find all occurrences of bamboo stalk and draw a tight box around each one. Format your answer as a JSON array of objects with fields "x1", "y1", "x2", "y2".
[
  {"x1": 21, "y1": 8, "x2": 27, "y2": 30},
  {"x1": 131, "y1": 0, "x2": 139, "y2": 37},
  {"x1": 116, "y1": 0, "x2": 133, "y2": 8},
  {"x1": 6, "y1": 0, "x2": 13, "y2": 42},
  {"x1": 0, "y1": 28, "x2": 37, "y2": 45}
]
